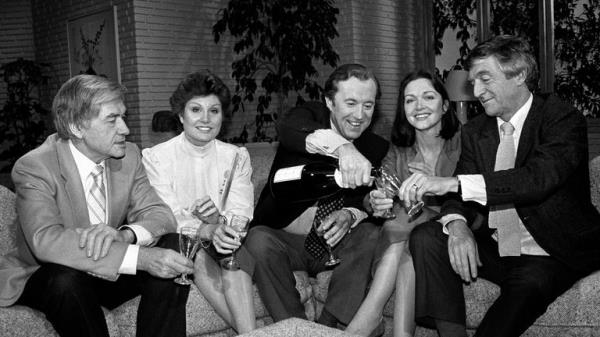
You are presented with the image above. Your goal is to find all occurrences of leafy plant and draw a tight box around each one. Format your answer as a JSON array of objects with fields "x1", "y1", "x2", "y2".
[
  {"x1": 0, "y1": 58, "x2": 51, "y2": 172},
  {"x1": 213, "y1": 0, "x2": 340, "y2": 142},
  {"x1": 434, "y1": 0, "x2": 600, "y2": 117},
  {"x1": 78, "y1": 20, "x2": 106, "y2": 74}
]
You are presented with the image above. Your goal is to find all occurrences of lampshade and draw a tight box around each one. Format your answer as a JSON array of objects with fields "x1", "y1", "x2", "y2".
[{"x1": 445, "y1": 70, "x2": 476, "y2": 101}]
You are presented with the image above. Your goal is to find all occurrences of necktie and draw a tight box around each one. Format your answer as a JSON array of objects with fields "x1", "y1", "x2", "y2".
[
  {"x1": 488, "y1": 122, "x2": 521, "y2": 256},
  {"x1": 304, "y1": 193, "x2": 344, "y2": 260},
  {"x1": 88, "y1": 165, "x2": 106, "y2": 225}
]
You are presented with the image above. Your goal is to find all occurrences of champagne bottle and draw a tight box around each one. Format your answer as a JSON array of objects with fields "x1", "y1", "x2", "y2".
[{"x1": 271, "y1": 162, "x2": 377, "y2": 200}]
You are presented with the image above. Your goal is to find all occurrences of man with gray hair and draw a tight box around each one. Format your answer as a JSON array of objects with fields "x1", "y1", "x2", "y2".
[
  {"x1": 0, "y1": 75, "x2": 193, "y2": 337},
  {"x1": 401, "y1": 35, "x2": 600, "y2": 337}
]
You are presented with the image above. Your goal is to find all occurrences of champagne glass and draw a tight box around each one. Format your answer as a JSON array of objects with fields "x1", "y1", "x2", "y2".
[
  {"x1": 314, "y1": 219, "x2": 341, "y2": 267},
  {"x1": 379, "y1": 167, "x2": 425, "y2": 218},
  {"x1": 175, "y1": 225, "x2": 201, "y2": 285},
  {"x1": 374, "y1": 170, "x2": 397, "y2": 219},
  {"x1": 220, "y1": 215, "x2": 250, "y2": 270}
]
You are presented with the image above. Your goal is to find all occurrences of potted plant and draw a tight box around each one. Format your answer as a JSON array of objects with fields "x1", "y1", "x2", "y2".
[
  {"x1": 213, "y1": 0, "x2": 340, "y2": 143},
  {"x1": 0, "y1": 58, "x2": 52, "y2": 176}
]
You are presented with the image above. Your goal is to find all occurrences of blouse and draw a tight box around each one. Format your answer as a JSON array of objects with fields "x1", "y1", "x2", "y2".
[{"x1": 142, "y1": 133, "x2": 254, "y2": 229}]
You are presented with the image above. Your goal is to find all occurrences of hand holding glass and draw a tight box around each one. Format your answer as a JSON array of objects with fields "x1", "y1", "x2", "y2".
[
  {"x1": 378, "y1": 167, "x2": 424, "y2": 218},
  {"x1": 175, "y1": 225, "x2": 201, "y2": 285},
  {"x1": 314, "y1": 219, "x2": 341, "y2": 267},
  {"x1": 220, "y1": 215, "x2": 250, "y2": 270},
  {"x1": 374, "y1": 173, "x2": 397, "y2": 219}
]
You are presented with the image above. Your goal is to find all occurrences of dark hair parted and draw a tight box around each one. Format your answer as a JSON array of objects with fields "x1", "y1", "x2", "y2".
[
  {"x1": 466, "y1": 35, "x2": 539, "y2": 91},
  {"x1": 323, "y1": 63, "x2": 381, "y2": 101},
  {"x1": 390, "y1": 70, "x2": 459, "y2": 147},
  {"x1": 151, "y1": 110, "x2": 181, "y2": 133},
  {"x1": 53, "y1": 75, "x2": 126, "y2": 140},
  {"x1": 169, "y1": 71, "x2": 231, "y2": 117}
]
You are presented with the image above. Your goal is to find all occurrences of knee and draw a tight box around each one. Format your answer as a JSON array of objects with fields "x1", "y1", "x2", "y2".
[
  {"x1": 408, "y1": 220, "x2": 440, "y2": 255},
  {"x1": 156, "y1": 233, "x2": 179, "y2": 250},
  {"x1": 43, "y1": 264, "x2": 91, "y2": 299},
  {"x1": 245, "y1": 226, "x2": 282, "y2": 261},
  {"x1": 503, "y1": 275, "x2": 556, "y2": 304}
]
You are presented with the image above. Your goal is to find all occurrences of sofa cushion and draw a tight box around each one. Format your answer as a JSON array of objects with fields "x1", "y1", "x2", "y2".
[
  {"x1": 0, "y1": 185, "x2": 17, "y2": 255},
  {"x1": 0, "y1": 305, "x2": 120, "y2": 337}
]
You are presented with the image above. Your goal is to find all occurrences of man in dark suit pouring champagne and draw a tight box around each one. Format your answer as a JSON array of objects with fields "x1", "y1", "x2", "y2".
[{"x1": 246, "y1": 64, "x2": 389, "y2": 329}]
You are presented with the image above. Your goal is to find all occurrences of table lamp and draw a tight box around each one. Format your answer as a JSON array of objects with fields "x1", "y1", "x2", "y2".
[{"x1": 445, "y1": 69, "x2": 477, "y2": 124}]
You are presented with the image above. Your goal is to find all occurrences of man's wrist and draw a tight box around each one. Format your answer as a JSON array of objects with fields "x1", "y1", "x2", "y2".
[{"x1": 119, "y1": 227, "x2": 137, "y2": 244}]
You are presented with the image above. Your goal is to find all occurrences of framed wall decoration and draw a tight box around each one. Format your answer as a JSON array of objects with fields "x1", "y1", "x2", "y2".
[{"x1": 67, "y1": 6, "x2": 121, "y2": 82}]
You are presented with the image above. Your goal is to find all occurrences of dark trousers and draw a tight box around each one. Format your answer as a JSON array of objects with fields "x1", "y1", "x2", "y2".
[
  {"x1": 16, "y1": 234, "x2": 190, "y2": 337},
  {"x1": 245, "y1": 222, "x2": 380, "y2": 325},
  {"x1": 409, "y1": 220, "x2": 585, "y2": 337}
]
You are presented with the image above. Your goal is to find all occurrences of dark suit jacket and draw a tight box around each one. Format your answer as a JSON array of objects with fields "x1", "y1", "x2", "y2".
[
  {"x1": 443, "y1": 94, "x2": 600, "y2": 273},
  {"x1": 252, "y1": 101, "x2": 389, "y2": 229},
  {"x1": 0, "y1": 134, "x2": 176, "y2": 306}
]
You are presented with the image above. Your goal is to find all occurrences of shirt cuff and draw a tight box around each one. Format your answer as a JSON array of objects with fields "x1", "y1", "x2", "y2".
[
  {"x1": 458, "y1": 174, "x2": 487, "y2": 205},
  {"x1": 306, "y1": 129, "x2": 350, "y2": 158},
  {"x1": 344, "y1": 207, "x2": 367, "y2": 229},
  {"x1": 118, "y1": 244, "x2": 139, "y2": 275},
  {"x1": 438, "y1": 214, "x2": 468, "y2": 235},
  {"x1": 122, "y1": 224, "x2": 153, "y2": 246}
]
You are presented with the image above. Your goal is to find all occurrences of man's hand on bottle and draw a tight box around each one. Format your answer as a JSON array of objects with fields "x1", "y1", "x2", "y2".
[
  {"x1": 336, "y1": 143, "x2": 372, "y2": 189},
  {"x1": 318, "y1": 210, "x2": 353, "y2": 247}
]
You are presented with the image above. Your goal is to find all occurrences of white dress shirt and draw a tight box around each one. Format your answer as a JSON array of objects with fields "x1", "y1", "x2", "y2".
[
  {"x1": 299, "y1": 119, "x2": 367, "y2": 229},
  {"x1": 69, "y1": 141, "x2": 153, "y2": 274},
  {"x1": 441, "y1": 94, "x2": 548, "y2": 255}
]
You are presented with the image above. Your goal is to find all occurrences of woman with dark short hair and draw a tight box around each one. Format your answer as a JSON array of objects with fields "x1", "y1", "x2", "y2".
[{"x1": 142, "y1": 71, "x2": 256, "y2": 334}]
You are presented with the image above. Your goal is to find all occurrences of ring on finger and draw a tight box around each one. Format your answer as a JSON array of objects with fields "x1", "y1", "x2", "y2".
[{"x1": 412, "y1": 183, "x2": 419, "y2": 190}]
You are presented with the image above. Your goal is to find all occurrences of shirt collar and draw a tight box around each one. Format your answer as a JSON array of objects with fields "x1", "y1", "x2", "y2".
[
  {"x1": 329, "y1": 117, "x2": 354, "y2": 143},
  {"x1": 496, "y1": 93, "x2": 533, "y2": 136},
  {"x1": 68, "y1": 140, "x2": 105, "y2": 182}
]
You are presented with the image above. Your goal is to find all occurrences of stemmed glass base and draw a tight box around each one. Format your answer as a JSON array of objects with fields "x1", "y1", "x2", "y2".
[
  {"x1": 324, "y1": 250, "x2": 341, "y2": 267},
  {"x1": 174, "y1": 274, "x2": 193, "y2": 285},
  {"x1": 220, "y1": 256, "x2": 241, "y2": 270}
]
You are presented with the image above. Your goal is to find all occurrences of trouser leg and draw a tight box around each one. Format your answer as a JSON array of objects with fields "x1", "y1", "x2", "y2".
[
  {"x1": 245, "y1": 226, "x2": 308, "y2": 321},
  {"x1": 136, "y1": 233, "x2": 190, "y2": 337},
  {"x1": 323, "y1": 221, "x2": 380, "y2": 325},
  {"x1": 475, "y1": 253, "x2": 583, "y2": 337},
  {"x1": 17, "y1": 263, "x2": 111, "y2": 337},
  {"x1": 409, "y1": 220, "x2": 466, "y2": 328}
]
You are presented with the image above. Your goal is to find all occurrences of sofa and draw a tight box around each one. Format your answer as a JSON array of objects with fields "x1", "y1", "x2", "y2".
[{"x1": 0, "y1": 142, "x2": 599, "y2": 337}]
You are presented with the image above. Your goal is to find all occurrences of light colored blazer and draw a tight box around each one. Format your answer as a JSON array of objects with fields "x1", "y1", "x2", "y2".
[
  {"x1": 0, "y1": 134, "x2": 176, "y2": 306},
  {"x1": 142, "y1": 135, "x2": 254, "y2": 228}
]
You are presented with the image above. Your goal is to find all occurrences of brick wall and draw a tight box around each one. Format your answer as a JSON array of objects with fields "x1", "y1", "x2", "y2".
[
  {"x1": 25, "y1": 0, "x2": 429, "y2": 147},
  {"x1": 0, "y1": 0, "x2": 36, "y2": 104}
]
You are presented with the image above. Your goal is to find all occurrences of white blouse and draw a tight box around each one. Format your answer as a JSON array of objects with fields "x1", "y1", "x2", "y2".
[{"x1": 142, "y1": 133, "x2": 254, "y2": 229}]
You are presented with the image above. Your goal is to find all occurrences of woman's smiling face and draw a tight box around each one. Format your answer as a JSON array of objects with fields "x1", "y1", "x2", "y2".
[
  {"x1": 180, "y1": 95, "x2": 223, "y2": 147},
  {"x1": 403, "y1": 78, "x2": 447, "y2": 132}
]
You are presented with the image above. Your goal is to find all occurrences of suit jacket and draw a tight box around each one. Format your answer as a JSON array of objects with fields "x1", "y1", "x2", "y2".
[
  {"x1": 252, "y1": 101, "x2": 389, "y2": 229},
  {"x1": 0, "y1": 134, "x2": 176, "y2": 306},
  {"x1": 443, "y1": 94, "x2": 600, "y2": 273}
]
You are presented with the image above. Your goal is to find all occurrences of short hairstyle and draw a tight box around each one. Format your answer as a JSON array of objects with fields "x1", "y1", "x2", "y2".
[
  {"x1": 466, "y1": 35, "x2": 539, "y2": 91},
  {"x1": 170, "y1": 71, "x2": 231, "y2": 117},
  {"x1": 390, "y1": 70, "x2": 459, "y2": 147},
  {"x1": 151, "y1": 110, "x2": 181, "y2": 132},
  {"x1": 323, "y1": 63, "x2": 381, "y2": 101},
  {"x1": 53, "y1": 75, "x2": 126, "y2": 140}
]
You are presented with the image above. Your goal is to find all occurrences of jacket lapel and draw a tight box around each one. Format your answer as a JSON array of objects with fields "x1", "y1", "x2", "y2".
[
  {"x1": 515, "y1": 95, "x2": 541, "y2": 167},
  {"x1": 106, "y1": 158, "x2": 125, "y2": 228},
  {"x1": 56, "y1": 139, "x2": 89, "y2": 228},
  {"x1": 477, "y1": 117, "x2": 500, "y2": 173}
]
